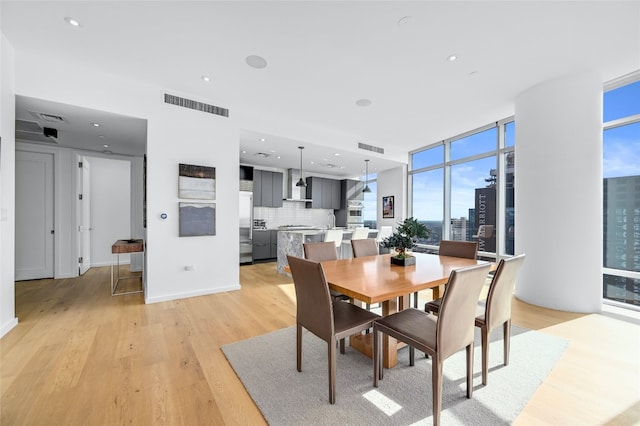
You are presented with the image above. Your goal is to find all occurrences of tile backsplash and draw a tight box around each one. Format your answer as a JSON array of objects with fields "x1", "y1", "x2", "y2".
[{"x1": 254, "y1": 201, "x2": 334, "y2": 229}]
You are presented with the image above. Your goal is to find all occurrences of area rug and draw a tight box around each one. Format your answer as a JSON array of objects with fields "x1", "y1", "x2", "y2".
[{"x1": 222, "y1": 324, "x2": 567, "y2": 425}]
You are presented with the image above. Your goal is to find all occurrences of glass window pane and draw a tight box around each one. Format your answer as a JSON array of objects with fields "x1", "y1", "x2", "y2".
[
  {"x1": 603, "y1": 121, "x2": 640, "y2": 179},
  {"x1": 604, "y1": 80, "x2": 640, "y2": 122},
  {"x1": 450, "y1": 156, "x2": 497, "y2": 253},
  {"x1": 451, "y1": 127, "x2": 497, "y2": 161},
  {"x1": 504, "y1": 152, "x2": 515, "y2": 255},
  {"x1": 603, "y1": 274, "x2": 640, "y2": 307},
  {"x1": 505, "y1": 121, "x2": 515, "y2": 148},
  {"x1": 363, "y1": 180, "x2": 377, "y2": 229},
  {"x1": 603, "y1": 123, "x2": 640, "y2": 273},
  {"x1": 411, "y1": 145, "x2": 443, "y2": 170},
  {"x1": 412, "y1": 169, "x2": 443, "y2": 245}
]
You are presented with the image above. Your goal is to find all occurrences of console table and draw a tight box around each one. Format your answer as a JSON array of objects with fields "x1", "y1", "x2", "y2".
[{"x1": 111, "y1": 239, "x2": 144, "y2": 296}]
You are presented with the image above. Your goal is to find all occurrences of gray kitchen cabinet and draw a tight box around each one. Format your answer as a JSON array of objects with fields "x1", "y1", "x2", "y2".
[
  {"x1": 331, "y1": 179, "x2": 341, "y2": 209},
  {"x1": 253, "y1": 170, "x2": 283, "y2": 208},
  {"x1": 271, "y1": 172, "x2": 283, "y2": 208},
  {"x1": 306, "y1": 176, "x2": 341, "y2": 209},
  {"x1": 261, "y1": 170, "x2": 273, "y2": 206},
  {"x1": 252, "y1": 230, "x2": 271, "y2": 260},
  {"x1": 305, "y1": 177, "x2": 323, "y2": 209},
  {"x1": 321, "y1": 178, "x2": 333, "y2": 209},
  {"x1": 253, "y1": 170, "x2": 263, "y2": 207}
]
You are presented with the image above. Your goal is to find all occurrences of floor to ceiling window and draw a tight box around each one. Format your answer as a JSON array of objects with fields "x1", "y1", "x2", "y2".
[
  {"x1": 410, "y1": 119, "x2": 514, "y2": 258},
  {"x1": 363, "y1": 177, "x2": 377, "y2": 229},
  {"x1": 603, "y1": 76, "x2": 640, "y2": 307}
]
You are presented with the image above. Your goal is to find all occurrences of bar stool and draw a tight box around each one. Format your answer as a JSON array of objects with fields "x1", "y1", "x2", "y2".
[{"x1": 324, "y1": 229, "x2": 344, "y2": 258}]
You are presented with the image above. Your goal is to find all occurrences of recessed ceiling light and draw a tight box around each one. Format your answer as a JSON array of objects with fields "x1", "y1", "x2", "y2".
[
  {"x1": 246, "y1": 55, "x2": 268, "y2": 69},
  {"x1": 64, "y1": 17, "x2": 80, "y2": 27},
  {"x1": 447, "y1": 54, "x2": 458, "y2": 62},
  {"x1": 397, "y1": 16, "x2": 412, "y2": 26},
  {"x1": 356, "y1": 99, "x2": 372, "y2": 107},
  {"x1": 103, "y1": 144, "x2": 109, "y2": 148},
  {"x1": 91, "y1": 122, "x2": 100, "y2": 127},
  {"x1": 98, "y1": 135, "x2": 105, "y2": 138},
  {"x1": 241, "y1": 150, "x2": 247, "y2": 154},
  {"x1": 333, "y1": 153, "x2": 340, "y2": 157},
  {"x1": 260, "y1": 138, "x2": 266, "y2": 142},
  {"x1": 201, "y1": 75, "x2": 211, "y2": 82},
  {"x1": 276, "y1": 156, "x2": 281, "y2": 159}
]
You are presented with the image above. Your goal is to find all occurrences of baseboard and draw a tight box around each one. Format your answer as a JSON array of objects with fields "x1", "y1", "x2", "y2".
[
  {"x1": 0, "y1": 317, "x2": 19, "y2": 339},
  {"x1": 145, "y1": 284, "x2": 241, "y2": 304}
]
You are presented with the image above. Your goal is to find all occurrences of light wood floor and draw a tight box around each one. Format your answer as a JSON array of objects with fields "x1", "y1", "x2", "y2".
[{"x1": 1, "y1": 262, "x2": 639, "y2": 425}]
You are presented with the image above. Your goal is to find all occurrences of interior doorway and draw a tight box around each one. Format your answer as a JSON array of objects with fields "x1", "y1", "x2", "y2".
[{"x1": 15, "y1": 150, "x2": 54, "y2": 280}]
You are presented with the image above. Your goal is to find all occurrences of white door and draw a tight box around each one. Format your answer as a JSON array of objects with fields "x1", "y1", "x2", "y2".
[
  {"x1": 15, "y1": 151, "x2": 54, "y2": 280},
  {"x1": 77, "y1": 157, "x2": 92, "y2": 275}
]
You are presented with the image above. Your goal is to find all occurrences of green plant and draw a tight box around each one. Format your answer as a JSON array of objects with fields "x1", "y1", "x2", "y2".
[{"x1": 381, "y1": 217, "x2": 430, "y2": 258}]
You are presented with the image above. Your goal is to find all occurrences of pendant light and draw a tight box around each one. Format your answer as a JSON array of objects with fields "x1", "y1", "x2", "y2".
[
  {"x1": 362, "y1": 159, "x2": 371, "y2": 193},
  {"x1": 296, "y1": 146, "x2": 307, "y2": 187}
]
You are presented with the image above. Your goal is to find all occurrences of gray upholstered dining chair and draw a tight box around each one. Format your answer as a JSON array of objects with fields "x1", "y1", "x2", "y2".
[
  {"x1": 413, "y1": 240, "x2": 479, "y2": 308},
  {"x1": 425, "y1": 253, "x2": 526, "y2": 385},
  {"x1": 351, "y1": 238, "x2": 379, "y2": 258},
  {"x1": 373, "y1": 263, "x2": 491, "y2": 426},
  {"x1": 303, "y1": 241, "x2": 350, "y2": 302},
  {"x1": 287, "y1": 255, "x2": 380, "y2": 404}
]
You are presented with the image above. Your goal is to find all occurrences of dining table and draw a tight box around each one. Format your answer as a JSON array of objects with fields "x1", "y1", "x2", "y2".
[{"x1": 317, "y1": 252, "x2": 494, "y2": 368}]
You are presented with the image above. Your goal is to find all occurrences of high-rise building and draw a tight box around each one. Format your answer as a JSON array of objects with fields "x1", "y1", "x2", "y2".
[{"x1": 603, "y1": 175, "x2": 640, "y2": 306}]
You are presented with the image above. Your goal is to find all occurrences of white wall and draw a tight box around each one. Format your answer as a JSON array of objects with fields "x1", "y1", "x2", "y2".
[
  {"x1": 1, "y1": 34, "x2": 18, "y2": 337},
  {"x1": 514, "y1": 71, "x2": 603, "y2": 313},
  {"x1": 88, "y1": 156, "x2": 131, "y2": 266},
  {"x1": 377, "y1": 165, "x2": 407, "y2": 230},
  {"x1": 13, "y1": 51, "x2": 241, "y2": 304}
]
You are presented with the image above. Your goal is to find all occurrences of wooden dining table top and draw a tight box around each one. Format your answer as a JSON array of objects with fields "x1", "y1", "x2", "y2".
[{"x1": 319, "y1": 252, "x2": 492, "y2": 304}]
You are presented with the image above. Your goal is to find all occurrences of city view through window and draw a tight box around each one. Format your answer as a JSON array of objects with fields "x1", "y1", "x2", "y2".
[
  {"x1": 603, "y1": 78, "x2": 640, "y2": 306},
  {"x1": 410, "y1": 122, "x2": 514, "y2": 257}
]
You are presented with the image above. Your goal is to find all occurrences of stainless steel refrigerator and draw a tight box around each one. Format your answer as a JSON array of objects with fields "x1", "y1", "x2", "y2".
[{"x1": 239, "y1": 191, "x2": 253, "y2": 264}]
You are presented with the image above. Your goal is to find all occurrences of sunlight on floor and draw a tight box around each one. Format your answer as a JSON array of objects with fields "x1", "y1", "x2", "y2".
[{"x1": 362, "y1": 389, "x2": 402, "y2": 416}]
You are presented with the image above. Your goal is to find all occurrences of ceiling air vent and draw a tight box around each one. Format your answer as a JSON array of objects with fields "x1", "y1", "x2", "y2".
[
  {"x1": 358, "y1": 142, "x2": 384, "y2": 154},
  {"x1": 16, "y1": 119, "x2": 43, "y2": 133},
  {"x1": 163, "y1": 93, "x2": 229, "y2": 117},
  {"x1": 28, "y1": 110, "x2": 66, "y2": 123},
  {"x1": 254, "y1": 152, "x2": 271, "y2": 158}
]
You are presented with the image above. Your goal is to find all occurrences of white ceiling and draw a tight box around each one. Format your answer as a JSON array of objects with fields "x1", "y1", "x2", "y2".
[{"x1": 3, "y1": 1, "x2": 639, "y2": 177}]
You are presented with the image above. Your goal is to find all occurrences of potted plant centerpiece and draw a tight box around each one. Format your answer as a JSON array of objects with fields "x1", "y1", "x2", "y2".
[{"x1": 381, "y1": 217, "x2": 430, "y2": 266}]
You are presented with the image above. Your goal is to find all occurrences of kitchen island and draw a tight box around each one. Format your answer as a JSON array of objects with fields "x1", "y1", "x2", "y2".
[{"x1": 276, "y1": 228, "x2": 379, "y2": 274}]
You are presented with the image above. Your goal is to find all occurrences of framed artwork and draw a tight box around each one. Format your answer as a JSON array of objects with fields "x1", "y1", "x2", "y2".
[
  {"x1": 382, "y1": 195, "x2": 394, "y2": 219},
  {"x1": 179, "y1": 202, "x2": 216, "y2": 237},
  {"x1": 179, "y1": 163, "x2": 216, "y2": 200}
]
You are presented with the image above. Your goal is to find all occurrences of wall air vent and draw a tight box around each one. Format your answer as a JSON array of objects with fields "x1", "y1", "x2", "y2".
[
  {"x1": 163, "y1": 93, "x2": 229, "y2": 117},
  {"x1": 358, "y1": 142, "x2": 384, "y2": 154}
]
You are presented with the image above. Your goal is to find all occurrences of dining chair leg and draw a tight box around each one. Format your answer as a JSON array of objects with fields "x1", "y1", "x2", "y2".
[
  {"x1": 466, "y1": 343, "x2": 474, "y2": 398},
  {"x1": 297, "y1": 323, "x2": 302, "y2": 372},
  {"x1": 373, "y1": 328, "x2": 380, "y2": 387},
  {"x1": 409, "y1": 346, "x2": 415, "y2": 366},
  {"x1": 432, "y1": 356, "x2": 442, "y2": 426},
  {"x1": 504, "y1": 319, "x2": 511, "y2": 366},
  {"x1": 340, "y1": 338, "x2": 345, "y2": 354},
  {"x1": 481, "y1": 325, "x2": 489, "y2": 386},
  {"x1": 329, "y1": 339, "x2": 336, "y2": 404},
  {"x1": 413, "y1": 291, "x2": 418, "y2": 308}
]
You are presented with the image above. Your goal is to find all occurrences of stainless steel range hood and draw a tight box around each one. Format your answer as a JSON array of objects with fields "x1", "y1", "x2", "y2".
[{"x1": 283, "y1": 168, "x2": 312, "y2": 202}]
